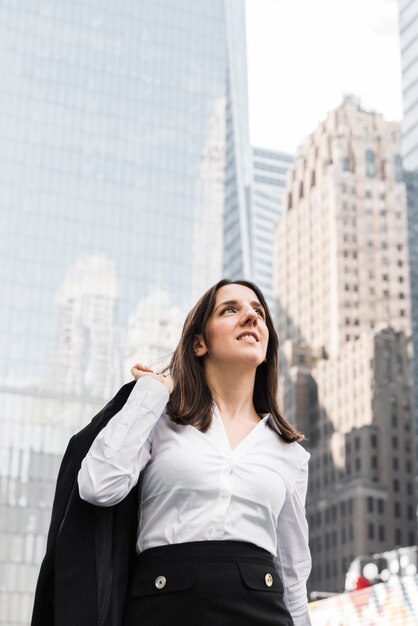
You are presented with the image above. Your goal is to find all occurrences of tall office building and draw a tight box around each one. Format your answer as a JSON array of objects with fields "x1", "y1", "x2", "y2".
[
  {"x1": 274, "y1": 97, "x2": 417, "y2": 593},
  {"x1": 0, "y1": 2, "x2": 252, "y2": 623},
  {"x1": 251, "y1": 147, "x2": 294, "y2": 311},
  {"x1": 400, "y1": 0, "x2": 418, "y2": 171},
  {"x1": 399, "y1": 0, "x2": 418, "y2": 457}
]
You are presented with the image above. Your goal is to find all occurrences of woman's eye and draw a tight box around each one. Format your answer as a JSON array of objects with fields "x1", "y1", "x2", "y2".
[{"x1": 222, "y1": 307, "x2": 235, "y2": 313}]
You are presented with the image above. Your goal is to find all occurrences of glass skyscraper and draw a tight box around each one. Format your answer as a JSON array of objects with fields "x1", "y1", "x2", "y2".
[
  {"x1": 399, "y1": 0, "x2": 418, "y2": 454},
  {"x1": 251, "y1": 146, "x2": 294, "y2": 312},
  {"x1": 400, "y1": 0, "x2": 418, "y2": 171},
  {"x1": 0, "y1": 2, "x2": 251, "y2": 623}
]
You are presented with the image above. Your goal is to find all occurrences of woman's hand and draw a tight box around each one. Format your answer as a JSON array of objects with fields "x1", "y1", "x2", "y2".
[{"x1": 130, "y1": 363, "x2": 174, "y2": 395}]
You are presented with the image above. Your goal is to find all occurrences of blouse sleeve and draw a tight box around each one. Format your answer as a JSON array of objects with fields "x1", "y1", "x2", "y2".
[
  {"x1": 274, "y1": 453, "x2": 312, "y2": 626},
  {"x1": 78, "y1": 376, "x2": 169, "y2": 507}
]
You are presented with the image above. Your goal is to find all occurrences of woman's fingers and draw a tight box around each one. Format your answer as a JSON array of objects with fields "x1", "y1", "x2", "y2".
[
  {"x1": 133, "y1": 362, "x2": 154, "y2": 372},
  {"x1": 130, "y1": 363, "x2": 173, "y2": 394},
  {"x1": 130, "y1": 363, "x2": 153, "y2": 378}
]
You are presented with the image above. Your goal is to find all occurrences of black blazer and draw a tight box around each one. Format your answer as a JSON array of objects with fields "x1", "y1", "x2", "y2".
[{"x1": 31, "y1": 380, "x2": 139, "y2": 626}]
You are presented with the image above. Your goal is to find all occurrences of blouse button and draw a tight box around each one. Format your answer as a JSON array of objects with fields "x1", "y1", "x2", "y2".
[
  {"x1": 265, "y1": 573, "x2": 273, "y2": 587},
  {"x1": 155, "y1": 575, "x2": 166, "y2": 589}
]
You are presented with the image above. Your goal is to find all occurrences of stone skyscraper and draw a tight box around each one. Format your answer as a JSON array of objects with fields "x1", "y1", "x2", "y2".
[{"x1": 274, "y1": 96, "x2": 417, "y2": 594}]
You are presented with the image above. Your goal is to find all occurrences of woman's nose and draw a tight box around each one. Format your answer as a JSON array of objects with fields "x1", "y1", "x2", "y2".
[{"x1": 241, "y1": 309, "x2": 258, "y2": 325}]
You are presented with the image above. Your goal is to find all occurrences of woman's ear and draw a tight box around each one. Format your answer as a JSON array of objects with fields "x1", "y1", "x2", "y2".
[{"x1": 193, "y1": 334, "x2": 207, "y2": 357}]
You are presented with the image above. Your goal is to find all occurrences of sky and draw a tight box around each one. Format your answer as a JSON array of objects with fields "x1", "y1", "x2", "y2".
[{"x1": 245, "y1": 0, "x2": 403, "y2": 154}]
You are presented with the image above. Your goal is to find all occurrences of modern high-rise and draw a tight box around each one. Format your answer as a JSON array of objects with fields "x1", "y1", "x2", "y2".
[
  {"x1": 399, "y1": 0, "x2": 418, "y2": 460},
  {"x1": 399, "y1": 0, "x2": 418, "y2": 171},
  {"x1": 251, "y1": 147, "x2": 294, "y2": 311},
  {"x1": 274, "y1": 96, "x2": 417, "y2": 593},
  {"x1": 0, "y1": 2, "x2": 252, "y2": 624}
]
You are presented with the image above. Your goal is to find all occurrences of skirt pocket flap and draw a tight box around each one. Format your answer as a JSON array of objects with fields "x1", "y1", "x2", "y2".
[
  {"x1": 237, "y1": 562, "x2": 284, "y2": 594},
  {"x1": 131, "y1": 561, "x2": 198, "y2": 597}
]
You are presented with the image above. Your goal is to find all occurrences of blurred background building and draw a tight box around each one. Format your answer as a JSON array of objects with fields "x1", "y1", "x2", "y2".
[
  {"x1": 251, "y1": 146, "x2": 294, "y2": 312},
  {"x1": 399, "y1": 0, "x2": 418, "y2": 472},
  {"x1": 0, "y1": 1, "x2": 252, "y2": 623},
  {"x1": 274, "y1": 96, "x2": 417, "y2": 593}
]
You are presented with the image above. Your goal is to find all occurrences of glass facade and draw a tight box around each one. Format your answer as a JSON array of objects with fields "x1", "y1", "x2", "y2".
[
  {"x1": 400, "y1": 0, "x2": 418, "y2": 171},
  {"x1": 0, "y1": 1, "x2": 251, "y2": 623},
  {"x1": 251, "y1": 147, "x2": 294, "y2": 312},
  {"x1": 399, "y1": 0, "x2": 418, "y2": 460}
]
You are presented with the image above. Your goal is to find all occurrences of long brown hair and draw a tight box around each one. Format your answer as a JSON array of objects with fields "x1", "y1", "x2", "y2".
[{"x1": 165, "y1": 278, "x2": 305, "y2": 443}]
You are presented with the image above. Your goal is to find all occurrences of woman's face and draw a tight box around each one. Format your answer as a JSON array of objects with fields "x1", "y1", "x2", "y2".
[{"x1": 194, "y1": 283, "x2": 269, "y2": 369}]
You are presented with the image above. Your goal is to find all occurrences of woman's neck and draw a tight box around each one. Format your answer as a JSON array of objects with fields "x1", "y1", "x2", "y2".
[{"x1": 204, "y1": 362, "x2": 258, "y2": 421}]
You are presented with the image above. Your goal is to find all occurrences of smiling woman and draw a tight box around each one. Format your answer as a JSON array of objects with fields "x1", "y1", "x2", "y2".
[
  {"x1": 34, "y1": 278, "x2": 312, "y2": 626},
  {"x1": 165, "y1": 279, "x2": 303, "y2": 442}
]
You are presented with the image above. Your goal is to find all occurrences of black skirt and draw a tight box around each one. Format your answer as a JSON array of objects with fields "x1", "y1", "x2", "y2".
[{"x1": 124, "y1": 540, "x2": 295, "y2": 626}]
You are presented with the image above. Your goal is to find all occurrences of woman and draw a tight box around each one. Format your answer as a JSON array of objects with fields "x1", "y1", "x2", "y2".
[{"x1": 78, "y1": 278, "x2": 312, "y2": 626}]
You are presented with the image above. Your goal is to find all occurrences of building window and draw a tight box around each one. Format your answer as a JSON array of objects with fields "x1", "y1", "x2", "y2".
[
  {"x1": 392, "y1": 436, "x2": 398, "y2": 449},
  {"x1": 378, "y1": 525, "x2": 385, "y2": 542},
  {"x1": 395, "y1": 528, "x2": 402, "y2": 545},
  {"x1": 392, "y1": 457, "x2": 399, "y2": 470},
  {"x1": 371, "y1": 455, "x2": 378, "y2": 469},
  {"x1": 393, "y1": 479, "x2": 400, "y2": 492},
  {"x1": 366, "y1": 150, "x2": 376, "y2": 177},
  {"x1": 342, "y1": 157, "x2": 350, "y2": 172},
  {"x1": 371, "y1": 434, "x2": 377, "y2": 448},
  {"x1": 367, "y1": 497, "x2": 374, "y2": 513},
  {"x1": 377, "y1": 499, "x2": 385, "y2": 514},
  {"x1": 394, "y1": 502, "x2": 401, "y2": 518},
  {"x1": 394, "y1": 155, "x2": 403, "y2": 183},
  {"x1": 368, "y1": 523, "x2": 375, "y2": 539}
]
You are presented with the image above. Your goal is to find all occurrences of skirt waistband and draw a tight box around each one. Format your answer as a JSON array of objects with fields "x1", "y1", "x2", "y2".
[{"x1": 137, "y1": 540, "x2": 274, "y2": 566}]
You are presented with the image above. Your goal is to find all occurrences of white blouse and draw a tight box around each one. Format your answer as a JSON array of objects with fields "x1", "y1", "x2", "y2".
[{"x1": 78, "y1": 377, "x2": 312, "y2": 626}]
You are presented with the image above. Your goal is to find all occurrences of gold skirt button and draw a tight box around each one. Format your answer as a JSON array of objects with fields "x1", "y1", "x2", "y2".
[
  {"x1": 155, "y1": 575, "x2": 166, "y2": 589},
  {"x1": 265, "y1": 573, "x2": 273, "y2": 587}
]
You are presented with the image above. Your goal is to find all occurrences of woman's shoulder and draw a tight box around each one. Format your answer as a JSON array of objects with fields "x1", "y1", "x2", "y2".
[
  {"x1": 277, "y1": 435, "x2": 310, "y2": 467},
  {"x1": 266, "y1": 418, "x2": 310, "y2": 485},
  {"x1": 267, "y1": 417, "x2": 310, "y2": 459}
]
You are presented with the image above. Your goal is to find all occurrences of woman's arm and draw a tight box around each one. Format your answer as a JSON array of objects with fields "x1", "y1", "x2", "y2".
[
  {"x1": 274, "y1": 455, "x2": 312, "y2": 626},
  {"x1": 78, "y1": 376, "x2": 169, "y2": 507}
]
